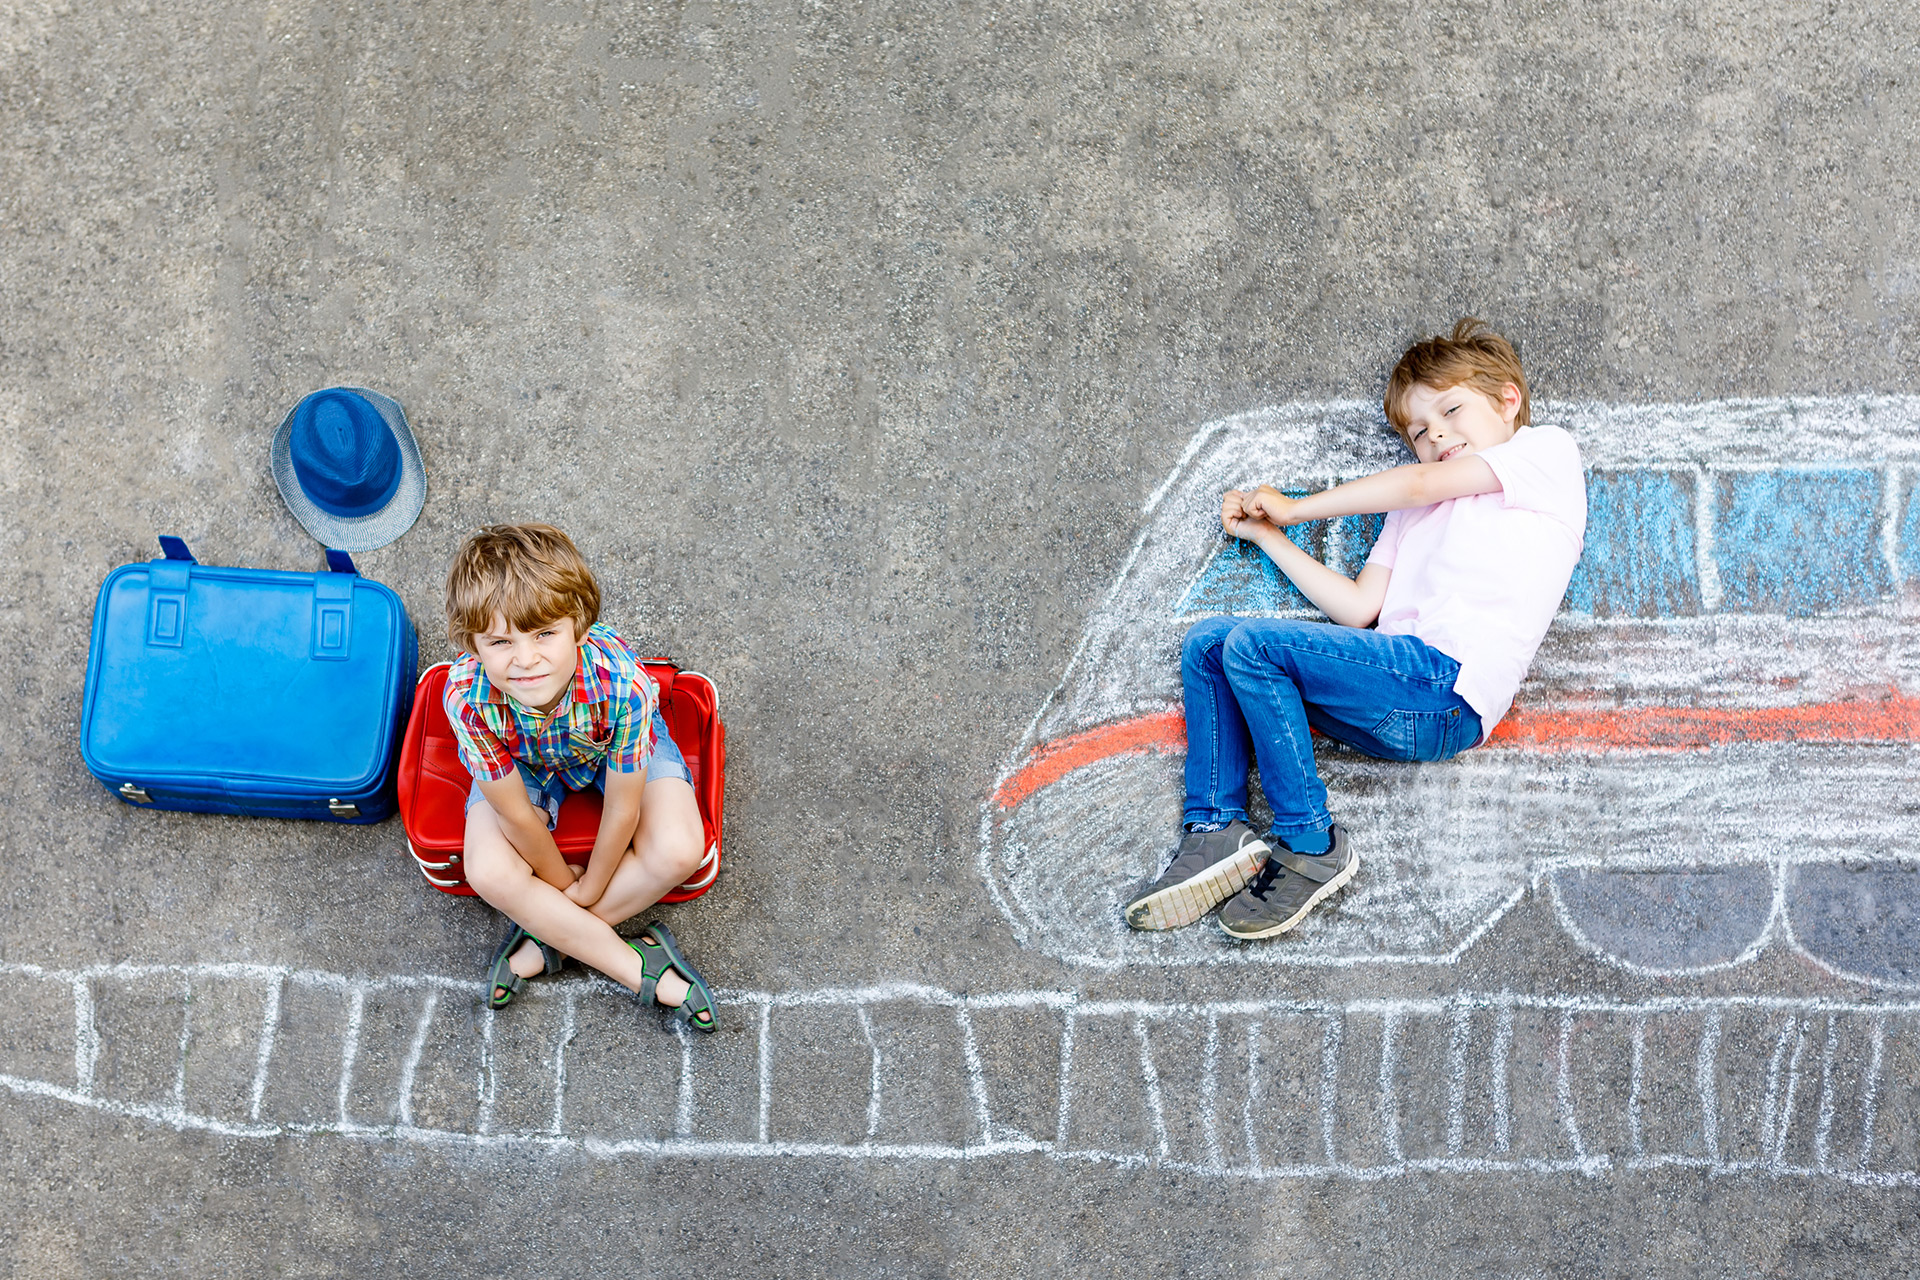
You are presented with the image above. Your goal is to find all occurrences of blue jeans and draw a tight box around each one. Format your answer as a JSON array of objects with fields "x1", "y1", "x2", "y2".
[{"x1": 1181, "y1": 617, "x2": 1481, "y2": 843}]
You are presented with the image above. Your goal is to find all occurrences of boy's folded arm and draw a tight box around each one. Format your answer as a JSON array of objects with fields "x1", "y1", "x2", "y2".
[
  {"x1": 1245, "y1": 523, "x2": 1392, "y2": 628},
  {"x1": 1264, "y1": 455, "x2": 1501, "y2": 524},
  {"x1": 571, "y1": 682, "x2": 656, "y2": 899},
  {"x1": 577, "y1": 768, "x2": 646, "y2": 898},
  {"x1": 475, "y1": 773, "x2": 577, "y2": 889}
]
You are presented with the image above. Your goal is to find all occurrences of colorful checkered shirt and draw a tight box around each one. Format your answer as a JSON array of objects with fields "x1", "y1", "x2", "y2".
[{"x1": 443, "y1": 621, "x2": 657, "y2": 790}]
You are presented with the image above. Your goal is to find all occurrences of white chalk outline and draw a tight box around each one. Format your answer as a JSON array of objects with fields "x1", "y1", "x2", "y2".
[
  {"x1": 171, "y1": 977, "x2": 192, "y2": 1113},
  {"x1": 2, "y1": 960, "x2": 1916, "y2": 1186},
  {"x1": 249, "y1": 977, "x2": 281, "y2": 1123},
  {"x1": 1691, "y1": 463, "x2": 1726, "y2": 612},
  {"x1": 1200, "y1": 1012, "x2": 1224, "y2": 1171},
  {"x1": 1814, "y1": 1015, "x2": 1839, "y2": 1172},
  {"x1": 1541, "y1": 858, "x2": 1788, "y2": 980},
  {"x1": 856, "y1": 1004, "x2": 882, "y2": 1140},
  {"x1": 550, "y1": 989, "x2": 576, "y2": 1137},
  {"x1": 395, "y1": 989, "x2": 436, "y2": 1130}
]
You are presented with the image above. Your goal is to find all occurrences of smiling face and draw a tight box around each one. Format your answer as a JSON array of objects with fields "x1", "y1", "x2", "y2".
[
  {"x1": 472, "y1": 614, "x2": 580, "y2": 713},
  {"x1": 1399, "y1": 381, "x2": 1524, "y2": 465}
]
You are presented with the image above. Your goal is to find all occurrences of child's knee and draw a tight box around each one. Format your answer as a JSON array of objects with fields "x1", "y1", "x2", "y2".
[
  {"x1": 1182, "y1": 615, "x2": 1240, "y2": 668},
  {"x1": 461, "y1": 826, "x2": 528, "y2": 902},
  {"x1": 668, "y1": 824, "x2": 707, "y2": 880},
  {"x1": 670, "y1": 840, "x2": 706, "y2": 884},
  {"x1": 463, "y1": 848, "x2": 514, "y2": 901},
  {"x1": 1217, "y1": 618, "x2": 1288, "y2": 680},
  {"x1": 641, "y1": 815, "x2": 706, "y2": 880},
  {"x1": 1220, "y1": 620, "x2": 1258, "y2": 664},
  {"x1": 1221, "y1": 617, "x2": 1307, "y2": 670}
]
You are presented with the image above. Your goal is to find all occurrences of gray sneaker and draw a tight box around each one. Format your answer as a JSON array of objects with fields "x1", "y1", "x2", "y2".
[
  {"x1": 1216, "y1": 826, "x2": 1357, "y2": 940},
  {"x1": 1123, "y1": 821, "x2": 1272, "y2": 931}
]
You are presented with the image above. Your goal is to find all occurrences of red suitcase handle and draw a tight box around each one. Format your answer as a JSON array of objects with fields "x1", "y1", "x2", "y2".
[{"x1": 397, "y1": 661, "x2": 726, "y2": 901}]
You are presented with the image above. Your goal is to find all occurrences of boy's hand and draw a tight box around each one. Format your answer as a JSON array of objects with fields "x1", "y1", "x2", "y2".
[
  {"x1": 564, "y1": 873, "x2": 605, "y2": 907},
  {"x1": 1244, "y1": 484, "x2": 1304, "y2": 527},
  {"x1": 1221, "y1": 489, "x2": 1272, "y2": 539}
]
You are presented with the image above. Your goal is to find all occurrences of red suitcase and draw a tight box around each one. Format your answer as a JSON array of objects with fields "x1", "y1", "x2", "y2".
[{"x1": 397, "y1": 659, "x2": 725, "y2": 900}]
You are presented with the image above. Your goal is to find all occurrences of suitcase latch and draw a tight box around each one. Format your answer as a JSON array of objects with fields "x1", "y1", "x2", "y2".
[
  {"x1": 327, "y1": 799, "x2": 361, "y2": 819},
  {"x1": 118, "y1": 783, "x2": 153, "y2": 804}
]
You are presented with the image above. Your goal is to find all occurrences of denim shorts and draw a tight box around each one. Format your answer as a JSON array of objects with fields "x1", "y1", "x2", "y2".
[{"x1": 465, "y1": 711, "x2": 691, "y2": 830}]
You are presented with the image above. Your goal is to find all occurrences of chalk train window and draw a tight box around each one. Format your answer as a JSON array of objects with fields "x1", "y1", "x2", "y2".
[
  {"x1": 1564, "y1": 468, "x2": 1702, "y2": 618},
  {"x1": 1184, "y1": 466, "x2": 1902, "y2": 622},
  {"x1": 1174, "y1": 496, "x2": 1386, "y2": 616},
  {"x1": 1568, "y1": 465, "x2": 1897, "y2": 619},
  {"x1": 1712, "y1": 468, "x2": 1892, "y2": 615}
]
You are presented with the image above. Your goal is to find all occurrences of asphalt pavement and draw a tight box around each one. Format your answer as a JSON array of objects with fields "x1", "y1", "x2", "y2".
[{"x1": 4, "y1": 1, "x2": 1920, "y2": 1275}]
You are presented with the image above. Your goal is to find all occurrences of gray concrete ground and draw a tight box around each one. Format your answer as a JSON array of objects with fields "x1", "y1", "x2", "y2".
[{"x1": 5, "y1": 1, "x2": 1920, "y2": 1275}]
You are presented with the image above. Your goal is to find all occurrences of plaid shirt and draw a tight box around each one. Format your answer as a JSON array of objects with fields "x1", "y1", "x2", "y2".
[{"x1": 444, "y1": 622, "x2": 657, "y2": 789}]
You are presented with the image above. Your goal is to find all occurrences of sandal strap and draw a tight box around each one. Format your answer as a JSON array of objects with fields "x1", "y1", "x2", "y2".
[
  {"x1": 1278, "y1": 852, "x2": 1343, "y2": 883},
  {"x1": 668, "y1": 970, "x2": 718, "y2": 1032},
  {"x1": 487, "y1": 925, "x2": 531, "y2": 1008},
  {"x1": 629, "y1": 935, "x2": 674, "y2": 1006},
  {"x1": 530, "y1": 936, "x2": 567, "y2": 976},
  {"x1": 670, "y1": 993, "x2": 716, "y2": 1030},
  {"x1": 630, "y1": 922, "x2": 718, "y2": 1031}
]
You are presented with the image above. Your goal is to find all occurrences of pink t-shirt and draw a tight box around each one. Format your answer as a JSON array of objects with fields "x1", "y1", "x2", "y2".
[{"x1": 1364, "y1": 424, "x2": 1587, "y2": 738}]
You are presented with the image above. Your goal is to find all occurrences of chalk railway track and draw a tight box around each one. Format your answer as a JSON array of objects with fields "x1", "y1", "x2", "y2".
[{"x1": 0, "y1": 961, "x2": 1915, "y2": 1184}]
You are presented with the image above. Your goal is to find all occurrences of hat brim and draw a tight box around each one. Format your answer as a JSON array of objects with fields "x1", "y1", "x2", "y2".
[{"x1": 271, "y1": 387, "x2": 427, "y2": 552}]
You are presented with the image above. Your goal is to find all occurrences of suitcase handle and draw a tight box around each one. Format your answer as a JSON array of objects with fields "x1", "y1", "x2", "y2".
[
  {"x1": 148, "y1": 536, "x2": 194, "y2": 647},
  {"x1": 154, "y1": 536, "x2": 356, "y2": 579},
  {"x1": 144, "y1": 539, "x2": 362, "y2": 661}
]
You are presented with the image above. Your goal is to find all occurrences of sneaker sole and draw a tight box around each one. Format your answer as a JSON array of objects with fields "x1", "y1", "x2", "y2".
[
  {"x1": 1123, "y1": 841, "x2": 1270, "y2": 931},
  {"x1": 1217, "y1": 848, "x2": 1361, "y2": 940}
]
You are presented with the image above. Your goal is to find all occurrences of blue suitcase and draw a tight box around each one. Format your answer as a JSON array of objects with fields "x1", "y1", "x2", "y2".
[{"x1": 79, "y1": 536, "x2": 418, "y2": 822}]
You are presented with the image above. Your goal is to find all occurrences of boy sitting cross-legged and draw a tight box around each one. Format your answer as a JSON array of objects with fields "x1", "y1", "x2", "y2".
[
  {"x1": 444, "y1": 523, "x2": 718, "y2": 1031},
  {"x1": 1125, "y1": 319, "x2": 1587, "y2": 940}
]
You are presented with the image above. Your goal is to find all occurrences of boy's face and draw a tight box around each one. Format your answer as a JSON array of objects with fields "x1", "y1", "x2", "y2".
[
  {"x1": 472, "y1": 614, "x2": 581, "y2": 713},
  {"x1": 1399, "y1": 381, "x2": 1522, "y2": 465}
]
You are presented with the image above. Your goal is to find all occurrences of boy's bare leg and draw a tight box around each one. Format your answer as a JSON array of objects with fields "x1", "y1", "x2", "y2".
[
  {"x1": 465, "y1": 804, "x2": 659, "y2": 998},
  {"x1": 489, "y1": 778, "x2": 707, "y2": 1003},
  {"x1": 588, "y1": 776, "x2": 706, "y2": 922}
]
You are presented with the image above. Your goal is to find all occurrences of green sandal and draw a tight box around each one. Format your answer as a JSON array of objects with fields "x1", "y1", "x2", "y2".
[
  {"x1": 486, "y1": 924, "x2": 567, "y2": 1010},
  {"x1": 628, "y1": 921, "x2": 718, "y2": 1033}
]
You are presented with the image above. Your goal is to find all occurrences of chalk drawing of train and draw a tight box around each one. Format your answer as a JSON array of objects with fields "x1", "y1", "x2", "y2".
[{"x1": 978, "y1": 397, "x2": 1920, "y2": 984}]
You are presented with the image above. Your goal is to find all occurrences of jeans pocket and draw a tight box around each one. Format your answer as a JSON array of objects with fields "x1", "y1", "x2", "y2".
[{"x1": 1370, "y1": 707, "x2": 1469, "y2": 762}]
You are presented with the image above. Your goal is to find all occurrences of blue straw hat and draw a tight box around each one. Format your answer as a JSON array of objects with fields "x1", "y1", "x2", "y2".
[{"x1": 270, "y1": 387, "x2": 426, "y2": 551}]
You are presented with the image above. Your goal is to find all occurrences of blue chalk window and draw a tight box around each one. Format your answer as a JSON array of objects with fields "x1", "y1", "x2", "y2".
[
  {"x1": 1564, "y1": 469, "x2": 1702, "y2": 618},
  {"x1": 1900, "y1": 477, "x2": 1920, "y2": 587},
  {"x1": 1328, "y1": 512, "x2": 1386, "y2": 578},
  {"x1": 1173, "y1": 500, "x2": 1386, "y2": 616},
  {"x1": 1711, "y1": 468, "x2": 1891, "y2": 616},
  {"x1": 1171, "y1": 465, "x2": 1901, "y2": 623},
  {"x1": 1177, "y1": 537, "x2": 1314, "y2": 614}
]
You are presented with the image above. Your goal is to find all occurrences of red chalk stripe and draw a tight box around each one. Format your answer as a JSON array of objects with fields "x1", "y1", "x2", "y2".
[
  {"x1": 1490, "y1": 696, "x2": 1920, "y2": 751},
  {"x1": 990, "y1": 696, "x2": 1920, "y2": 811}
]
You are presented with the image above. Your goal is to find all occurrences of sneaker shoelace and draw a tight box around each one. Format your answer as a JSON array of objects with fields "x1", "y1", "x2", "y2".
[{"x1": 1246, "y1": 856, "x2": 1283, "y2": 901}]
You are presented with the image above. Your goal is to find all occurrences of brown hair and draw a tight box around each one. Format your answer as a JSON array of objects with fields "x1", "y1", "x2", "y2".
[
  {"x1": 444, "y1": 523, "x2": 601, "y2": 653},
  {"x1": 1384, "y1": 317, "x2": 1531, "y2": 438}
]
